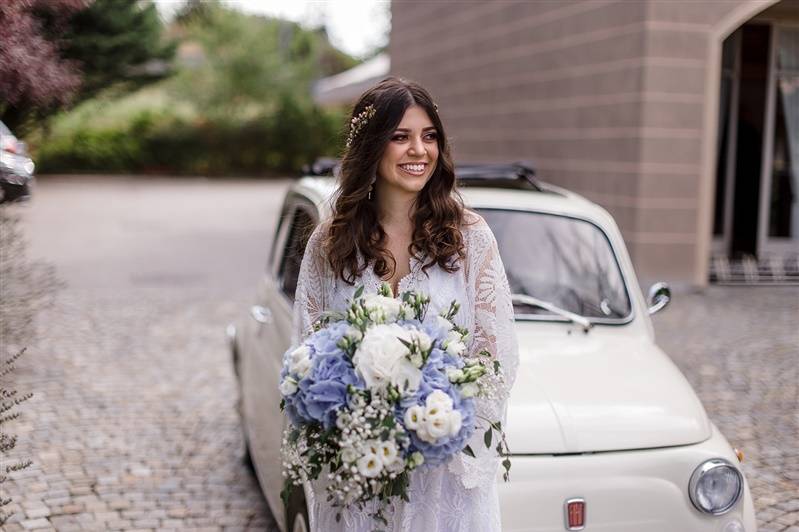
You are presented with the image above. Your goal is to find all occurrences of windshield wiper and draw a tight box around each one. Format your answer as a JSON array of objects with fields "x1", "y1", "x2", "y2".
[{"x1": 511, "y1": 294, "x2": 593, "y2": 332}]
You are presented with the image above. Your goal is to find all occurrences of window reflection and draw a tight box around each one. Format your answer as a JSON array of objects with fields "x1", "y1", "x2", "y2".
[{"x1": 477, "y1": 209, "x2": 632, "y2": 321}]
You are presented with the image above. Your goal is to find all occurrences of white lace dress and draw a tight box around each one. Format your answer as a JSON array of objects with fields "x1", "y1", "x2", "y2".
[{"x1": 290, "y1": 211, "x2": 519, "y2": 532}]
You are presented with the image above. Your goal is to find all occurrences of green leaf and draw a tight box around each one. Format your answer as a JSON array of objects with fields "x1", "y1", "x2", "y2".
[
  {"x1": 462, "y1": 445, "x2": 475, "y2": 458},
  {"x1": 484, "y1": 428, "x2": 493, "y2": 448},
  {"x1": 354, "y1": 285, "x2": 364, "y2": 299}
]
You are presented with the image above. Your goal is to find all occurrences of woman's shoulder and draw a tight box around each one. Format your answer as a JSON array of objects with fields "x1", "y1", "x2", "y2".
[{"x1": 461, "y1": 208, "x2": 492, "y2": 237}]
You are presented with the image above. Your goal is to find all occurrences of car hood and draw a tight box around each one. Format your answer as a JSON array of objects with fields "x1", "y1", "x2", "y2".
[{"x1": 505, "y1": 328, "x2": 711, "y2": 454}]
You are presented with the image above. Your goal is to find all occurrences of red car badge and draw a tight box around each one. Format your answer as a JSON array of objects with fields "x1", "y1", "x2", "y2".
[{"x1": 564, "y1": 498, "x2": 586, "y2": 530}]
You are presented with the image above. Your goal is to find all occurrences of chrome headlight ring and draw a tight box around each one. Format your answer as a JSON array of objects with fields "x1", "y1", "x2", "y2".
[{"x1": 688, "y1": 458, "x2": 744, "y2": 515}]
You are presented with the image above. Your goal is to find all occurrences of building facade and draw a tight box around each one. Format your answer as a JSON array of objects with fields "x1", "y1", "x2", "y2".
[{"x1": 386, "y1": 0, "x2": 799, "y2": 288}]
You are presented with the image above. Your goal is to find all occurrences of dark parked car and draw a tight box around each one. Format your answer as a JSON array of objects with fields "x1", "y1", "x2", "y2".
[{"x1": 0, "y1": 121, "x2": 35, "y2": 203}]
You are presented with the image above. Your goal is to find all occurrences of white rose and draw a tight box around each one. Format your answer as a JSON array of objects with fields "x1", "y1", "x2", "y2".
[
  {"x1": 459, "y1": 382, "x2": 480, "y2": 398},
  {"x1": 353, "y1": 324, "x2": 421, "y2": 393},
  {"x1": 356, "y1": 452, "x2": 383, "y2": 478},
  {"x1": 425, "y1": 390, "x2": 454, "y2": 411},
  {"x1": 403, "y1": 405, "x2": 423, "y2": 430},
  {"x1": 446, "y1": 340, "x2": 466, "y2": 357},
  {"x1": 279, "y1": 377, "x2": 298, "y2": 396},
  {"x1": 378, "y1": 441, "x2": 398, "y2": 466}
]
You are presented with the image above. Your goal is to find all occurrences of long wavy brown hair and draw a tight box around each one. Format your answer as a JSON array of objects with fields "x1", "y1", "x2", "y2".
[{"x1": 323, "y1": 76, "x2": 468, "y2": 285}]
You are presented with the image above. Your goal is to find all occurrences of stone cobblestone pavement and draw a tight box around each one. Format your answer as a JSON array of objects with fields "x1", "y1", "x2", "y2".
[
  {"x1": 1, "y1": 177, "x2": 796, "y2": 531},
  {"x1": 652, "y1": 286, "x2": 799, "y2": 532},
  {"x1": 3, "y1": 286, "x2": 276, "y2": 531}
]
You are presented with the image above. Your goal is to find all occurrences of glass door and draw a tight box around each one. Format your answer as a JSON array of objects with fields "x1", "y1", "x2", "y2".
[{"x1": 759, "y1": 24, "x2": 799, "y2": 256}]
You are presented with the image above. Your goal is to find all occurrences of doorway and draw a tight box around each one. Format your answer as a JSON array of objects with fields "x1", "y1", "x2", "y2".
[{"x1": 712, "y1": 22, "x2": 799, "y2": 283}]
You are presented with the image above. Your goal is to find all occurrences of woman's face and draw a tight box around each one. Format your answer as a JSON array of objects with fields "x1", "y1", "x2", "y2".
[{"x1": 376, "y1": 104, "x2": 439, "y2": 197}]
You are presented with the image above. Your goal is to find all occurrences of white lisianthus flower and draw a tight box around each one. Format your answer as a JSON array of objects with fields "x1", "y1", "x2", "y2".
[
  {"x1": 378, "y1": 441, "x2": 398, "y2": 466},
  {"x1": 341, "y1": 447, "x2": 358, "y2": 464},
  {"x1": 279, "y1": 376, "x2": 298, "y2": 396},
  {"x1": 353, "y1": 324, "x2": 421, "y2": 393},
  {"x1": 356, "y1": 452, "x2": 383, "y2": 478},
  {"x1": 459, "y1": 382, "x2": 480, "y2": 398},
  {"x1": 436, "y1": 315, "x2": 453, "y2": 332},
  {"x1": 426, "y1": 390, "x2": 454, "y2": 410},
  {"x1": 445, "y1": 340, "x2": 466, "y2": 357},
  {"x1": 445, "y1": 330, "x2": 462, "y2": 344},
  {"x1": 448, "y1": 410, "x2": 463, "y2": 436},
  {"x1": 362, "y1": 294, "x2": 403, "y2": 323},
  {"x1": 345, "y1": 326, "x2": 363, "y2": 342},
  {"x1": 399, "y1": 302, "x2": 414, "y2": 319},
  {"x1": 446, "y1": 368, "x2": 465, "y2": 383},
  {"x1": 410, "y1": 451, "x2": 425, "y2": 467},
  {"x1": 425, "y1": 410, "x2": 453, "y2": 440},
  {"x1": 409, "y1": 352, "x2": 424, "y2": 369},
  {"x1": 289, "y1": 345, "x2": 312, "y2": 378},
  {"x1": 409, "y1": 330, "x2": 432, "y2": 352},
  {"x1": 404, "y1": 405, "x2": 423, "y2": 430}
]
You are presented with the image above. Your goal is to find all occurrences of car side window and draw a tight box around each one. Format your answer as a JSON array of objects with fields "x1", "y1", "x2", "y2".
[{"x1": 279, "y1": 206, "x2": 317, "y2": 301}]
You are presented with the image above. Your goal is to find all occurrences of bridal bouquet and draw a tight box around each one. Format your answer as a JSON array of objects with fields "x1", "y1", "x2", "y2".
[{"x1": 279, "y1": 282, "x2": 510, "y2": 524}]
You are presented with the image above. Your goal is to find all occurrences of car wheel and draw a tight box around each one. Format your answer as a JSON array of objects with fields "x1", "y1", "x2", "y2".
[
  {"x1": 0, "y1": 183, "x2": 29, "y2": 203},
  {"x1": 286, "y1": 486, "x2": 310, "y2": 532}
]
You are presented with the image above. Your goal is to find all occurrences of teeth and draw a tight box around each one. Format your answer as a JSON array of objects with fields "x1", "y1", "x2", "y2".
[{"x1": 399, "y1": 164, "x2": 425, "y2": 173}]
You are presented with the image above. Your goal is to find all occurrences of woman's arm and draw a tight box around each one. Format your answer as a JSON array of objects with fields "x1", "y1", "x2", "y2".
[
  {"x1": 449, "y1": 214, "x2": 519, "y2": 488},
  {"x1": 291, "y1": 222, "x2": 329, "y2": 348}
]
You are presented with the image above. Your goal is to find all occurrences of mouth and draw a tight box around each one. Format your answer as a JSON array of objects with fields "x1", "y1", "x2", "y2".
[{"x1": 397, "y1": 162, "x2": 428, "y2": 176}]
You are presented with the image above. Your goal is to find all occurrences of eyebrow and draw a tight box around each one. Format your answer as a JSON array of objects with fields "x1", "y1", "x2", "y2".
[{"x1": 394, "y1": 126, "x2": 437, "y2": 132}]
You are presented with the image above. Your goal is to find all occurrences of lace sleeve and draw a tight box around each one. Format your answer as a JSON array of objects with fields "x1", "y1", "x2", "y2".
[
  {"x1": 291, "y1": 222, "x2": 330, "y2": 347},
  {"x1": 448, "y1": 214, "x2": 520, "y2": 489}
]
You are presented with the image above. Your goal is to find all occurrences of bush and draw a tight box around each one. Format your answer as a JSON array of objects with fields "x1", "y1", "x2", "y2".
[{"x1": 36, "y1": 100, "x2": 346, "y2": 176}]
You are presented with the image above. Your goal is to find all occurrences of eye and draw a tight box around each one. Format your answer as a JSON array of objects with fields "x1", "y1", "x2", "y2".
[
  {"x1": 425, "y1": 132, "x2": 438, "y2": 141},
  {"x1": 392, "y1": 134, "x2": 407, "y2": 141}
]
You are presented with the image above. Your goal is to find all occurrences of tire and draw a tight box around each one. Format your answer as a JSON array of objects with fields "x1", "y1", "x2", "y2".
[
  {"x1": 286, "y1": 485, "x2": 310, "y2": 532},
  {"x1": 0, "y1": 182, "x2": 28, "y2": 203}
]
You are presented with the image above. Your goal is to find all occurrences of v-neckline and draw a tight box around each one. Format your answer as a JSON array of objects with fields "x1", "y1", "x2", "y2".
[{"x1": 382, "y1": 254, "x2": 418, "y2": 298}]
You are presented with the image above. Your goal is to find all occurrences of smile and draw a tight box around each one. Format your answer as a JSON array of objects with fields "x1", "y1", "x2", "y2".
[{"x1": 398, "y1": 163, "x2": 427, "y2": 176}]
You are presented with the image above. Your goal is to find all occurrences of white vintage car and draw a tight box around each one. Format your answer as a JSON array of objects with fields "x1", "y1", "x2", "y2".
[{"x1": 229, "y1": 164, "x2": 757, "y2": 532}]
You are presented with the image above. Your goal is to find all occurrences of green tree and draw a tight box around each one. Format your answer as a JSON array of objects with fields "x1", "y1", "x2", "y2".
[{"x1": 1, "y1": 0, "x2": 175, "y2": 133}]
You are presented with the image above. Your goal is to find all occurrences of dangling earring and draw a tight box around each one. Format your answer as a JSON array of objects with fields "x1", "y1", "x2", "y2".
[{"x1": 368, "y1": 175, "x2": 376, "y2": 200}]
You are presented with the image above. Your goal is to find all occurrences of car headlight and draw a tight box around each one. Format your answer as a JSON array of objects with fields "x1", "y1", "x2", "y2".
[{"x1": 688, "y1": 458, "x2": 743, "y2": 515}]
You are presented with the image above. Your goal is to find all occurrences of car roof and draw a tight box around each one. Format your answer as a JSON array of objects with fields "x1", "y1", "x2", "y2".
[{"x1": 293, "y1": 176, "x2": 617, "y2": 228}]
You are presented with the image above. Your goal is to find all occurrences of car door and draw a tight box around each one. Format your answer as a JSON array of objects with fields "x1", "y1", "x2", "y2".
[{"x1": 241, "y1": 194, "x2": 319, "y2": 521}]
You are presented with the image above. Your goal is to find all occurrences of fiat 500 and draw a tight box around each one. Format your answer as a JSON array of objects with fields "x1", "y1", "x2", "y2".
[{"x1": 228, "y1": 164, "x2": 757, "y2": 532}]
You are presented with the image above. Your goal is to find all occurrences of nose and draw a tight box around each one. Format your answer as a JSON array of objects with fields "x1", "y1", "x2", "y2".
[{"x1": 408, "y1": 135, "x2": 425, "y2": 157}]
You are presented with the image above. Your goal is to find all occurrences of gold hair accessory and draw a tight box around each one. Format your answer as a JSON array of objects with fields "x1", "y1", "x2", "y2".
[
  {"x1": 433, "y1": 102, "x2": 439, "y2": 112},
  {"x1": 346, "y1": 104, "x2": 376, "y2": 148}
]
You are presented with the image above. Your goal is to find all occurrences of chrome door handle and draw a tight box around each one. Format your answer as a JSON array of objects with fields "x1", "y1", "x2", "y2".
[{"x1": 250, "y1": 305, "x2": 273, "y2": 324}]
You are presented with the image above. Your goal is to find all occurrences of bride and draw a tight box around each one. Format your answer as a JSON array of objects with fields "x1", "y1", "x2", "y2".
[{"x1": 290, "y1": 76, "x2": 519, "y2": 531}]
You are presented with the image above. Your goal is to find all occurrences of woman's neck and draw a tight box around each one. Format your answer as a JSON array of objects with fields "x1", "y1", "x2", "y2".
[{"x1": 376, "y1": 185, "x2": 416, "y2": 232}]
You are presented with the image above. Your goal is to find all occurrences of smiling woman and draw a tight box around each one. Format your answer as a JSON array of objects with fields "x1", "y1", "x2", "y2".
[
  {"x1": 285, "y1": 76, "x2": 520, "y2": 532},
  {"x1": 322, "y1": 77, "x2": 465, "y2": 294}
]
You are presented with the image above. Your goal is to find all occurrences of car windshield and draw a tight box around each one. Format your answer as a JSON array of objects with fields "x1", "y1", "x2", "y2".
[{"x1": 476, "y1": 208, "x2": 632, "y2": 321}]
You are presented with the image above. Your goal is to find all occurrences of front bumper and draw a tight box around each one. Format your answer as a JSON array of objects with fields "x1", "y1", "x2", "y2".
[
  {"x1": 498, "y1": 423, "x2": 756, "y2": 531},
  {"x1": 0, "y1": 151, "x2": 35, "y2": 185}
]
